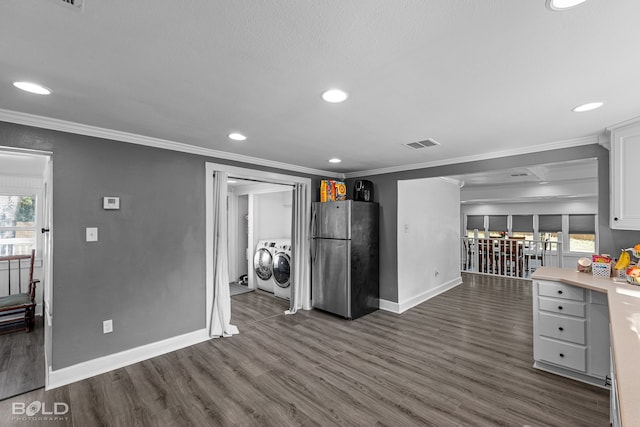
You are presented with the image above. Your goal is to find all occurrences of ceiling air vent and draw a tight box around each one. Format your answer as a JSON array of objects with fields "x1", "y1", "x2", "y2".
[
  {"x1": 53, "y1": 0, "x2": 85, "y2": 11},
  {"x1": 404, "y1": 138, "x2": 440, "y2": 149}
]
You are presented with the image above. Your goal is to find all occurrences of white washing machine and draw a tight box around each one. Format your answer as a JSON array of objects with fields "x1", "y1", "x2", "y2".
[
  {"x1": 253, "y1": 240, "x2": 276, "y2": 292},
  {"x1": 271, "y1": 239, "x2": 291, "y2": 300}
]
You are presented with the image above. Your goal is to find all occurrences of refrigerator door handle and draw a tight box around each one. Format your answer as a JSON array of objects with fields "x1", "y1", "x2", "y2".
[
  {"x1": 310, "y1": 207, "x2": 317, "y2": 263},
  {"x1": 311, "y1": 237, "x2": 317, "y2": 264},
  {"x1": 311, "y1": 207, "x2": 317, "y2": 238}
]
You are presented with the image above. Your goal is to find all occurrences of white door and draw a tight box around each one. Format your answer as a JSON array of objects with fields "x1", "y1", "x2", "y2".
[{"x1": 42, "y1": 157, "x2": 53, "y2": 388}]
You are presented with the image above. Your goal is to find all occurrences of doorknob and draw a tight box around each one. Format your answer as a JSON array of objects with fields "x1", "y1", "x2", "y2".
[{"x1": 41, "y1": 227, "x2": 50, "y2": 233}]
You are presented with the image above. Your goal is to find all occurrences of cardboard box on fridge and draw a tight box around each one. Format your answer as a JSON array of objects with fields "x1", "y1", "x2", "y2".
[{"x1": 320, "y1": 180, "x2": 347, "y2": 202}]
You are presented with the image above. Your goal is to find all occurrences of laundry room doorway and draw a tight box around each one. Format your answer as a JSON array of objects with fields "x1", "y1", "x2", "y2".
[
  {"x1": 228, "y1": 180, "x2": 293, "y2": 294},
  {"x1": 205, "y1": 163, "x2": 312, "y2": 335}
]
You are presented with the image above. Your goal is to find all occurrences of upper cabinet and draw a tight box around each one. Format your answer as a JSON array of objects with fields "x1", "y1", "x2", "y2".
[{"x1": 610, "y1": 119, "x2": 640, "y2": 230}]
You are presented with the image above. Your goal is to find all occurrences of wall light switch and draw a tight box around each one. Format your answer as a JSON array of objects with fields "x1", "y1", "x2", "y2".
[
  {"x1": 86, "y1": 227, "x2": 98, "y2": 242},
  {"x1": 103, "y1": 319, "x2": 113, "y2": 334}
]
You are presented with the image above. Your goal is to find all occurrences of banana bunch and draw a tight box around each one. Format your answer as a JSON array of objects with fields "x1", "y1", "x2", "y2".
[{"x1": 615, "y1": 249, "x2": 631, "y2": 270}]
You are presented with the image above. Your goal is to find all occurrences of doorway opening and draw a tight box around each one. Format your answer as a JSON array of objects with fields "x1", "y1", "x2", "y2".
[
  {"x1": 0, "y1": 147, "x2": 52, "y2": 400},
  {"x1": 204, "y1": 163, "x2": 312, "y2": 334}
]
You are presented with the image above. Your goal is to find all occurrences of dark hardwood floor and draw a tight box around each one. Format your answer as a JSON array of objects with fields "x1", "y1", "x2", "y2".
[
  {"x1": 0, "y1": 275, "x2": 609, "y2": 426},
  {"x1": 0, "y1": 316, "x2": 45, "y2": 401}
]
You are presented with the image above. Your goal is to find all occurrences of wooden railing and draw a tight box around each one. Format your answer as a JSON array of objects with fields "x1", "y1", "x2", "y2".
[{"x1": 461, "y1": 236, "x2": 563, "y2": 279}]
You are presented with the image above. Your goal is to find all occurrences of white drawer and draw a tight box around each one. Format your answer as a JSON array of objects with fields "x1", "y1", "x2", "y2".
[
  {"x1": 538, "y1": 297, "x2": 586, "y2": 317},
  {"x1": 537, "y1": 281, "x2": 585, "y2": 301},
  {"x1": 537, "y1": 337, "x2": 586, "y2": 372},
  {"x1": 538, "y1": 312, "x2": 586, "y2": 345},
  {"x1": 590, "y1": 290, "x2": 608, "y2": 306}
]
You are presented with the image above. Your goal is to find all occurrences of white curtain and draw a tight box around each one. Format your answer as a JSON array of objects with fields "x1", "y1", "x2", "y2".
[
  {"x1": 287, "y1": 182, "x2": 311, "y2": 314},
  {"x1": 209, "y1": 171, "x2": 239, "y2": 337}
]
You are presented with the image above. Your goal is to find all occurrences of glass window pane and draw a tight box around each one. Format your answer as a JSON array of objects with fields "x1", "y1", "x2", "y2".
[
  {"x1": 0, "y1": 195, "x2": 36, "y2": 227},
  {"x1": 512, "y1": 232, "x2": 534, "y2": 240},
  {"x1": 570, "y1": 234, "x2": 596, "y2": 253},
  {"x1": 0, "y1": 230, "x2": 35, "y2": 256}
]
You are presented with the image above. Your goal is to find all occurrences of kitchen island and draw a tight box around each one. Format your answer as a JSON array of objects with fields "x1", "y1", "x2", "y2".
[{"x1": 532, "y1": 267, "x2": 640, "y2": 427}]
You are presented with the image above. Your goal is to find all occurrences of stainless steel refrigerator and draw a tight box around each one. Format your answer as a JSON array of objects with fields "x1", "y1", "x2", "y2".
[{"x1": 311, "y1": 200, "x2": 379, "y2": 319}]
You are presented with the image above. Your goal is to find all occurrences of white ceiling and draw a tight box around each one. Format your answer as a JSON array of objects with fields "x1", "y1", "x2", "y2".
[
  {"x1": 455, "y1": 158, "x2": 598, "y2": 204},
  {"x1": 1, "y1": 0, "x2": 639, "y2": 175}
]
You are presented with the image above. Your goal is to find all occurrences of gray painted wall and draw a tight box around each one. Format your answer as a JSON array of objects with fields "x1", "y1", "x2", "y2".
[
  {"x1": 346, "y1": 144, "x2": 640, "y2": 303},
  {"x1": 0, "y1": 120, "x2": 321, "y2": 369}
]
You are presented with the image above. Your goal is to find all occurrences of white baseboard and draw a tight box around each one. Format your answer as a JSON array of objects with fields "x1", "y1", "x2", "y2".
[
  {"x1": 379, "y1": 276, "x2": 463, "y2": 314},
  {"x1": 46, "y1": 328, "x2": 210, "y2": 390}
]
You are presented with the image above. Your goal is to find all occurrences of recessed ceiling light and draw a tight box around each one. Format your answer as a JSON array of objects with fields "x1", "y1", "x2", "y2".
[
  {"x1": 228, "y1": 133, "x2": 247, "y2": 141},
  {"x1": 539, "y1": 181, "x2": 550, "y2": 185},
  {"x1": 13, "y1": 81, "x2": 52, "y2": 95},
  {"x1": 227, "y1": 179, "x2": 237, "y2": 184},
  {"x1": 546, "y1": 0, "x2": 588, "y2": 11},
  {"x1": 328, "y1": 158, "x2": 342, "y2": 163},
  {"x1": 572, "y1": 102, "x2": 604, "y2": 112},
  {"x1": 322, "y1": 89, "x2": 348, "y2": 103}
]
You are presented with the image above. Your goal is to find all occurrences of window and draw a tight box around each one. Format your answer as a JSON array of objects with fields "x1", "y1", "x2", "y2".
[
  {"x1": 488, "y1": 215, "x2": 507, "y2": 238},
  {"x1": 466, "y1": 215, "x2": 485, "y2": 238},
  {"x1": 512, "y1": 215, "x2": 534, "y2": 240},
  {"x1": 0, "y1": 195, "x2": 37, "y2": 256},
  {"x1": 538, "y1": 214, "x2": 562, "y2": 244},
  {"x1": 569, "y1": 214, "x2": 596, "y2": 253}
]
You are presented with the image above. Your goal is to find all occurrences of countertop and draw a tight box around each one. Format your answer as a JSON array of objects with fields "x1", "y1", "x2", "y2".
[{"x1": 532, "y1": 267, "x2": 640, "y2": 427}]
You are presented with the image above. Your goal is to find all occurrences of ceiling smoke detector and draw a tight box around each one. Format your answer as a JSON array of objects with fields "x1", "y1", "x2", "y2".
[{"x1": 404, "y1": 138, "x2": 440, "y2": 149}]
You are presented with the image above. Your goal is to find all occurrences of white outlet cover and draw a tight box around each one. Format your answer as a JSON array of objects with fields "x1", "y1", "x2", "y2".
[
  {"x1": 103, "y1": 319, "x2": 113, "y2": 334},
  {"x1": 86, "y1": 227, "x2": 98, "y2": 242}
]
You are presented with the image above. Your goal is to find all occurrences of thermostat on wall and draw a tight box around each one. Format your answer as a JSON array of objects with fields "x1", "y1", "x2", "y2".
[{"x1": 103, "y1": 197, "x2": 120, "y2": 210}]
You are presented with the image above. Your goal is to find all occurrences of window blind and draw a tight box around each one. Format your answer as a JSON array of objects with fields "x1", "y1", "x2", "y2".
[
  {"x1": 538, "y1": 215, "x2": 562, "y2": 232},
  {"x1": 512, "y1": 215, "x2": 534, "y2": 232},
  {"x1": 466, "y1": 215, "x2": 484, "y2": 230},
  {"x1": 488, "y1": 215, "x2": 507, "y2": 231},
  {"x1": 569, "y1": 214, "x2": 595, "y2": 234}
]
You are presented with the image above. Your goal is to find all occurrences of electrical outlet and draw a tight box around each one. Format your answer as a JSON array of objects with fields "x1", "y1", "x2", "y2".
[
  {"x1": 103, "y1": 319, "x2": 113, "y2": 334},
  {"x1": 86, "y1": 227, "x2": 98, "y2": 242}
]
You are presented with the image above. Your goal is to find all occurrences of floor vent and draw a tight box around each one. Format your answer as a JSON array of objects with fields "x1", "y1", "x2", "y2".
[
  {"x1": 404, "y1": 138, "x2": 440, "y2": 149},
  {"x1": 53, "y1": 0, "x2": 85, "y2": 11}
]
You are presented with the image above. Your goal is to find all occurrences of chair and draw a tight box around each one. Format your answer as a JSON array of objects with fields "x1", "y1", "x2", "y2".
[{"x1": 0, "y1": 249, "x2": 39, "y2": 333}]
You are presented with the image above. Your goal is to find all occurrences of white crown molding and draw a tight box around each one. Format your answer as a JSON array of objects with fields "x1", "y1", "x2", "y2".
[
  {"x1": 605, "y1": 114, "x2": 640, "y2": 132},
  {"x1": 597, "y1": 134, "x2": 611, "y2": 150},
  {"x1": 0, "y1": 109, "x2": 336, "y2": 178},
  {"x1": 343, "y1": 136, "x2": 600, "y2": 179}
]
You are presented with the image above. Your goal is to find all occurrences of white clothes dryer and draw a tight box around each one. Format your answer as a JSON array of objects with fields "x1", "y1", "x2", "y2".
[
  {"x1": 272, "y1": 239, "x2": 291, "y2": 300},
  {"x1": 253, "y1": 240, "x2": 276, "y2": 292}
]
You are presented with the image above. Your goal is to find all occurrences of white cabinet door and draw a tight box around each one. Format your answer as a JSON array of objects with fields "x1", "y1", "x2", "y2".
[
  {"x1": 588, "y1": 300, "x2": 610, "y2": 379},
  {"x1": 610, "y1": 121, "x2": 640, "y2": 230}
]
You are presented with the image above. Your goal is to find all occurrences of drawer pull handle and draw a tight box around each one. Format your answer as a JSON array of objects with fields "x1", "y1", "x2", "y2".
[
  {"x1": 559, "y1": 353, "x2": 565, "y2": 358},
  {"x1": 558, "y1": 327, "x2": 564, "y2": 331},
  {"x1": 558, "y1": 290, "x2": 563, "y2": 295},
  {"x1": 558, "y1": 306, "x2": 563, "y2": 310}
]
